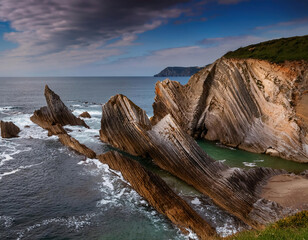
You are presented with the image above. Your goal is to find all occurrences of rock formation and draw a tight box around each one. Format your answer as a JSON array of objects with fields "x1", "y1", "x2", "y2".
[
  {"x1": 31, "y1": 85, "x2": 88, "y2": 131},
  {"x1": 152, "y1": 58, "x2": 308, "y2": 162},
  {"x1": 58, "y1": 134, "x2": 96, "y2": 159},
  {"x1": 79, "y1": 111, "x2": 91, "y2": 118},
  {"x1": 31, "y1": 85, "x2": 95, "y2": 158},
  {"x1": 98, "y1": 151, "x2": 216, "y2": 239},
  {"x1": 100, "y1": 94, "x2": 290, "y2": 228},
  {"x1": 0, "y1": 121, "x2": 20, "y2": 138}
]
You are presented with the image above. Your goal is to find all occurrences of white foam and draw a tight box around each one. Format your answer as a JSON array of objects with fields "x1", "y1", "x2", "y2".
[
  {"x1": 0, "y1": 162, "x2": 43, "y2": 181},
  {"x1": 73, "y1": 109, "x2": 102, "y2": 117},
  {"x1": 191, "y1": 197, "x2": 201, "y2": 205},
  {"x1": 253, "y1": 159, "x2": 264, "y2": 162},
  {"x1": 0, "y1": 215, "x2": 14, "y2": 228},
  {"x1": 17, "y1": 213, "x2": 97, "y2": 240},
  {"x1": 243, "y1": 162, "x2": 257, "y2": 167}
]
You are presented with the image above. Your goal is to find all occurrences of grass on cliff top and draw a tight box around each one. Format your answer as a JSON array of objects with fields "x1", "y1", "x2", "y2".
[
  {"x1": 225, "y1": 211, "x2": 308, "y2": 240},
  {"x1": 224, "y1": 35, "x2": 308, "y2": 63}
]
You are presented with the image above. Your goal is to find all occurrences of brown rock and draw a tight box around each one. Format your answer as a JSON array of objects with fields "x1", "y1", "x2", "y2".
[
  {"x1": 0, "y1": 121, "x2": 20, "y2": 138},
  {"x1": 100, "y1": 94, "x2": 289, "y2": 228},
  {"x1": 79, "y1": 111, "x2": 91, "y2": 118},
  {"x1": 58, "y1": 134, "x2": 96, "y2": 159},
  {"x1": 31, "y1": 85, "x2": 95, "y2": 159},
  {"x1": 98, "y1": 151, "x2": 216, "y2": 239},
  {"x1": 152, "y1": 59, "x2": 308, "y2": 162},
  {"x1": 30, "y1": 85, "x2": 88, "y2": 130}
]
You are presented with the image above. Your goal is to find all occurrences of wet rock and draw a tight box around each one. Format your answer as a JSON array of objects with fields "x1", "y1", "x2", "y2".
[
  {"x1": 31, "y1": 85, "x2": 95, "y2": 158},
  {"x1": 58, "y1": 134, "x2": 96, "y2": 159},
  {"x1": 98, "y1": 151, "x2": 216, "y2": 239},
  {"x1": 152, "y1": 59, "x2": 308, "y2": 162},
  {"x1": 0, "y1": 121, "x2": 20, "y2": 138},
  {"x1": 79, "y1": 111, "x2": 91, "y2": 118},
  {"x1": 100, "y1": 94, "x2": 288, "y2": 228},
  {"x1": 31, "y1": 85, "x2": 88, "y2": 130},
  {"x1": 24, "y1": 125, "x2": 30, "y2": 128}
]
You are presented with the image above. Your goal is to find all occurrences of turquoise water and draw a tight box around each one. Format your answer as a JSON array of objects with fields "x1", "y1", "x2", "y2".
[{"x1": 198, "y1": 140, "x2": 308, "y2": 174}]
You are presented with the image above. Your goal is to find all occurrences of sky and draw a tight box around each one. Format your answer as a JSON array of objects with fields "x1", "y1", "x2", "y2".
[{"x1": 0, "y1": 0, "x2": 307, "y2": 76}]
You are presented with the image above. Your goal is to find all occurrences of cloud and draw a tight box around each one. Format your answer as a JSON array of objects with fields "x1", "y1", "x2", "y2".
[
  {"x1": 0, "y1": 0, "x2": 193, "y2": 60},
  {"x1": 255, "y1": 17, "x2": 308, "y2": 30},
  {"x1": 93, "y1": 34, "x2": 265, "y2": 75}
]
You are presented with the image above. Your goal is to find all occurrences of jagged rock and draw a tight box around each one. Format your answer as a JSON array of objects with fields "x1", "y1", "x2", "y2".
[
  {"x1": 0, "y1": 121, "x2": 20, "y2": 138},
  {"x1": 31, "y1": 85, "x2": 88, "y2": 130},
  {"x1": 58, "y1": 134, "x2": 96, "y2": 159},
  {"x1": 98, "y1": 151, "x2": 216, "y2": 239},
  {"x1": 152, "y1": 58, "x2": 308, "y2": 162},
  {"x1": 100, "y1": 94, "x2": 288, "y2": 228},
  {"x1": 79, "y1": 111, "x2": 91, "y2": 118},
  {"x1": 31, "y1": 85, "x2": 95, "y2": 158}
]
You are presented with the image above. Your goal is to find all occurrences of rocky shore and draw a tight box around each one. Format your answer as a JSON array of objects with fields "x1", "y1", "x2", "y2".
[
  {"x1": 152, "y1": 58, "x2": 308, "y2": 162},
  {"x1": 2, "y1": 56, "x2": 307, "y2": 239}
]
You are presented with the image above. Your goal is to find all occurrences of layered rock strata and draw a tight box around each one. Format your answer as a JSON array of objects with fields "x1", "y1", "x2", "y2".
[
  {"x1": 0, "y1": 121, "x2": 20, "y2": 138},
  {"x1": 31, "y1": 87, "x2": 215, "y2": 238},
  {"x1": 100, "y1": 94, "x2": 289, "y2": 228},
  {"x1": 31, "y1": 85, "x2": 95, "y2": 158},
  {"x1": 152, "y1": 58, "x2": 308, "y2": 162},
  {"x1": 31, "y1": 85, "x2": 88, "y2": 132},
  {"x1": 98, "y1": 151, "x2": 216, "y2": 240}
]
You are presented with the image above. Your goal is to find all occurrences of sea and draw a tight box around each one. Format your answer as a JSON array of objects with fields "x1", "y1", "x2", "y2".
[{"x1": 0, "y1": 77, "x2": 307, "y2": 240}]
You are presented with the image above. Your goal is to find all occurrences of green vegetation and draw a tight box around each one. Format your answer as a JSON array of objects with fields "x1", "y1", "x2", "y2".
[
  {"x1": 224, "y1": 35, "x2": 308, "y2": 63},
  {"x1": 225, "y1": 211, "x2": 308, "y2": 240}
]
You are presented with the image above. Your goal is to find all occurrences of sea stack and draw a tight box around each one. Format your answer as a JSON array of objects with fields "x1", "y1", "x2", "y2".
[
  {"x1": 31, "y1": 86, "x2": 95, "y2": 158},
  {"x1": 152, "y1": 58, "x2": 308, "y2": 162}
]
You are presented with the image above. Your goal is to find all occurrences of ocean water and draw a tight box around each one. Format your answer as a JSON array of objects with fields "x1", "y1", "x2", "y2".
[{"x1": 0, "y1": 77, "x2": 306, "y2": 240}]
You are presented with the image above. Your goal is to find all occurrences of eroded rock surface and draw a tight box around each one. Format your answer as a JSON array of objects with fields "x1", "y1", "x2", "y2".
[
  {"x1": 58, "y1": 134, "x2": 96, "y2": 159},
  {"x1": 152, "y1": 58, "x2": 308, "y2": 162},
  {"x1": 31, "y1": 85, "x2": 95, "y2": 158},
  {"x1": 31, "y1": 85, "x2": 88, "y2": 130},
  {"x1": 100, "y1": 94, "x2": 289, "y2": 228},
  {"x1": 0, "y1": 121, "x2": 20, "y2": 138},
  {"x1": 98, "y1": 151, "x2": 216, "y2": 239}
]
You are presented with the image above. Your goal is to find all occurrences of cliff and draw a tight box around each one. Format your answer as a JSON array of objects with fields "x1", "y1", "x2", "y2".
[
  {"x1": 152, "y1": 58, "x2": 308, "y2": 162},
  {"x1": 154, "y1": 66, "x2": 202, "y2": 77},
  {"x1": 100, "y1": 94, "x2": 290, "y2": 229}
]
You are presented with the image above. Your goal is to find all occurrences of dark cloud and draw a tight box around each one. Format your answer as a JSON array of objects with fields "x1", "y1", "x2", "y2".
[{"x1": 0, "y1": 0, "x2": 190, "y2": 55}]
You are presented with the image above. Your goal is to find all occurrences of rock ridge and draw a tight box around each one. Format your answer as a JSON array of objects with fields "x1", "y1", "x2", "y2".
[{"x1": 152, "y1": 58, "x2": 308, "y2": 162}]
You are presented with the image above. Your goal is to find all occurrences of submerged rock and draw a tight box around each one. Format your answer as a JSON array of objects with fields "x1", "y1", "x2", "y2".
[
  {"x1": 98, "y1": 151, "x2": 216, "y2": 239},
  {"x1": 58, "y1": 134, "x2": 96, "y2": 159},
  {"x1": 100, "y1": 94, "x2": 289, "y2": 229},
  {"x1": 0, "y1": 121, "x2": 20, "y2": 138},
  {"x1": 79, "y1": 111, "x2": 91, "y2": 118},
  {"x1": 152, "y1": 59, "x2": 308, "y2": 162}
]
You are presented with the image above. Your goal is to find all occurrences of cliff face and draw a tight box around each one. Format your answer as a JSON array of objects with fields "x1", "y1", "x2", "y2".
[
  {"x1": 152, "y1": 58, "x2": 308, "y2": 162},
  {"x1": 100, "y1": 94, "x2": 289, "y2": 229}
]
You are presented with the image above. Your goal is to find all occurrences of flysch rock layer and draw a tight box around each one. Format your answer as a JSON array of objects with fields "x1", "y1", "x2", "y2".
[
  {"x1": 31, "y1": 85, "x2": 95, "y2": 158},
  {"x1": 152, "y1": 58, "x2": 308, "y2": 162},
  {"x1": 100, "y1": 94, "x2": 290, "y2": 229},
  {"x1": 0, "y1": 121, "x2": 20, "y2": 138},
  {"x1": 32, "y1": 87, "x2": 214, "y2": 238},
  {"x1": 98, "y1": 151, "x2": 216, "y2": 240}
]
